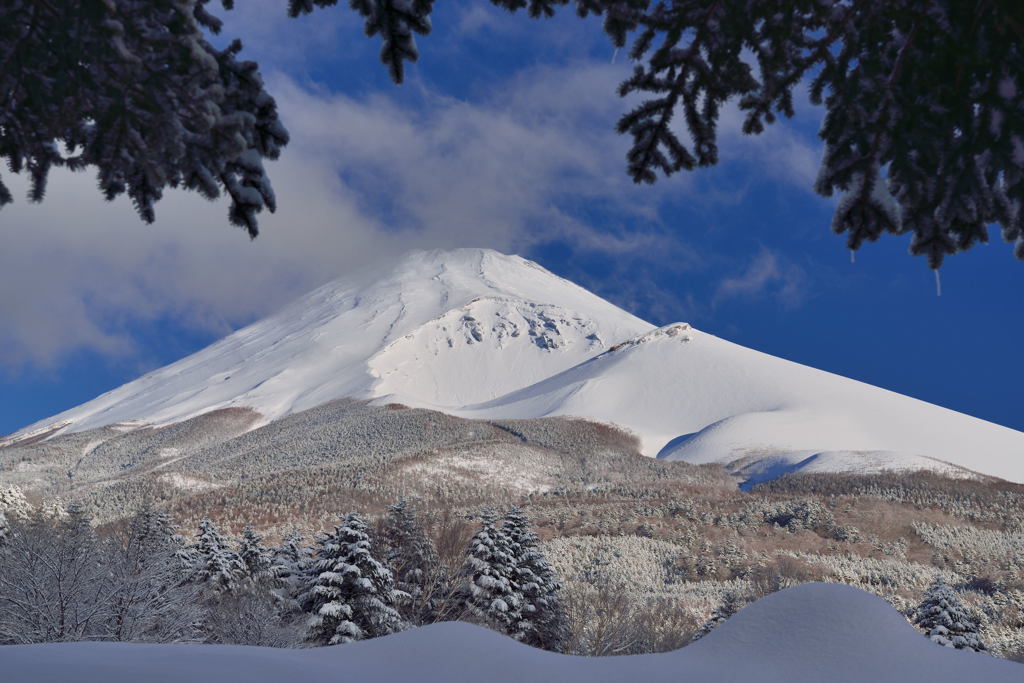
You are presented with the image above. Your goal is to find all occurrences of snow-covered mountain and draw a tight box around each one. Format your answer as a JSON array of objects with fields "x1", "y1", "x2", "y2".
[
  {"x1": 7, "y1": 248, "x2": 1024, "y2": 483},
  {"x1": 8, "y1": 249, "x2": 650, "y2": 438},
  {"x1": 463, "y1": 322, "x2": 1024, "y2": 483}
]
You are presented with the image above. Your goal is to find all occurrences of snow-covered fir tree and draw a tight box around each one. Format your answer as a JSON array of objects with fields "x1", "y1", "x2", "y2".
[
  {"x1": 380, "y1": 499, "x2": 442, "y2": 625},
  {"x1": 0, "y1": 486, "x2": 32, "y2": 524},
  {"x1": 191, "y1": 518, "x2": 245, "y2": 593},
  {"x1": 271, "y1": 528, "x2": 312, "y2": 595},
  {"x1": 238, "y1": 526, "x2": 273, "y2": 584},
  {"x1": 692, "y1": 591, "x2": 746, "y2": 642},
  {"x1": 131, "y1": 504, "x2": 193, "y2": 567},
  {"x1": 502, "y1": 507, "x2": 569, "y2": 651},
  {"x1": 301, "y1": 514, "x2": 405, "y2": 645},
  {"x1": 5, "y1": 2, "x2": 1019, "y2": 263},
  {"x1": 914, "y1": 578, "x2": 987, "y2": 652},
  {"x1": 458, "y1": 509, "x2": 523, "y2": 638},
  {"x1": 131, "y1": 504, "x2": 178, "y2": 551}
]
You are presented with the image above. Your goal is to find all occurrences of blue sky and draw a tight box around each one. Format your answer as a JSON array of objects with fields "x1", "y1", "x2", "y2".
[{"x1": 1, "y1": 2, "x2": 1022, "y2": 436}]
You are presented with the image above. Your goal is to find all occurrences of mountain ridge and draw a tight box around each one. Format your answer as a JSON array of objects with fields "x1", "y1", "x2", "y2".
[{"x1": 5, "y1": 248, "x2": 1023, "y2": 483}]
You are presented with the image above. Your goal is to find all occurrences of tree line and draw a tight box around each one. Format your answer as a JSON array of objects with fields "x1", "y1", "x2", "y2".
[
  {"x1": 0, "y1": 499, "x2": 567, "y2": 650},
  {"x1": 0, "y1": 493, "x2": 992, "y2": 655}
]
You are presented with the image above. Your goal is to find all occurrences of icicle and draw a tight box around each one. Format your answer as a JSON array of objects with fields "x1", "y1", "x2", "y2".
[
  {"x1": 612, "y1": 48, "x2": 618, "y2": 64},
  {"x1": 934, "y1": 269, "x2": 942, "y2": 297},
  {"x1": 850, "y1": 250, "x2": 856, "y2": 264}
]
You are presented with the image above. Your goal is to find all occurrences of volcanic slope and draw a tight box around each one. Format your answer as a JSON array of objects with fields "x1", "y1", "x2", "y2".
[
  {"x1": 460, "y1": 323, "x2": 1024, "y2": 483},
  {"x1": 5, "y1": 248, "x2": 651, "y2": 440},
  {"x1": 5, "y1": 248, "x2": 1023, "y2": 483}
]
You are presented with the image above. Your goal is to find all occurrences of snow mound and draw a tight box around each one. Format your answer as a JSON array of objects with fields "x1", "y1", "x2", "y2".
[{"x1": 3, "y1": 584, "x2": 1019, "y2": 683}]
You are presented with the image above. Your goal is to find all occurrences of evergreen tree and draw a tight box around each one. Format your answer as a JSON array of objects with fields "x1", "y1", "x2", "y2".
[
  {"x1": 380, "y1": 499, "x2": 442, "y2": 625},
  {"x1": 692, "y1": 591, "x2": 745, "y2": 642},
  {"x1": 238, "y1": 526, "x2": 273, "y2": 584},
  {"x1": 268, "y1": 528, "x2": 313, "y2": 618},
  {"x1": 502, "y1": 507, "x2": 569, "y2": 651},
  {"x1": 131, "y1": 504, "x2": 192, "y2": 569},
  {"x1": 191, "y1": 518, "x2": 244, "y2": 593},
  {"x1": 458, "y1": 509, "x2": 523, "y2": 638},
  {"x1": 271, "y1": 529, "x2": 312, "y2": 590},
  {"x1": 131, "y1": 504, "x2": 177, "y2": 551},
  {"x1": 301, "y1": 514, "x2": 405, "y2": 645},
  {"x1": 914, "y1": 577, "x2": 987, "y2": 652}
]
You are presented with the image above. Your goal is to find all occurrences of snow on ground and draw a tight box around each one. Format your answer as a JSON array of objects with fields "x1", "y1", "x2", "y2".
[
  {"x1": 734, "y1": 450, "x2": 980, "y2": 490},
  {"x1": 4, "y1": 584, "x2": 1019, "y2": 683},
  {"x1": 156, "y1": 472, "x2": 223, "y2": 493},
  {"x1": 7, "y1": 248, "x2": 1024, "y2": 483},
  {"x1": 462, "y1": 325, "x2": 1024, "y2": 482}
]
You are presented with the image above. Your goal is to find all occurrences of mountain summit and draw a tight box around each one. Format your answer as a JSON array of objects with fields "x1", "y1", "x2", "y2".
[
  {"x1": 8, "y1": 248, "x2": 1024, "y2": 483},
  {"x1": 12, "y1": 248, "x2": 650, "y2": 437}
]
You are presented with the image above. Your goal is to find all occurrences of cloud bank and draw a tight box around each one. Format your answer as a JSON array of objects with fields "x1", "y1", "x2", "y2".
[
  {"x1": 0, "y1": 61, "x2": 676, "y2": 368},
  {"x1": 0, "y1": 2, "x2": 822, "y2": 370}
]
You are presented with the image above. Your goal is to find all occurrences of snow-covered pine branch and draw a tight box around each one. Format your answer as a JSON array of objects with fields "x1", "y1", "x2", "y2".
[
  {"x1": 0, "y1": 1, "x2": 287, "y2": 236},
  {"x1": 295, "y1": 0, "x2": 1024, "y2": 268}
]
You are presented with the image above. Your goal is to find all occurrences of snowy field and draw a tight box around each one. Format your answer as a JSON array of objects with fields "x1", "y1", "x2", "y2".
[{"x1": 5, "y1": 584, "x2": 1019, "y2": 683}]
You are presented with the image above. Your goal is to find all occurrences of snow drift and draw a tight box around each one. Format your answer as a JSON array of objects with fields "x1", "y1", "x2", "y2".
[
  {"x1": 6, "y1": 248, "x2": 1023, "y2": 483},
  {"x1": 3, "y1": 584, "x2": 1019, "y2": 683}
]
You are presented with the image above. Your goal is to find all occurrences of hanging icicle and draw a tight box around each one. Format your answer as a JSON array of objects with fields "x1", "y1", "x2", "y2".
[
  {"x1": 934, "y1": 269, "x2": 942, "y2": 297},
  {"x1": 612, "y1": 48, "x2": 619, "y2": 64},
  {"x1": 850, "y1": 250, "x2": 856, "y2": 264}
]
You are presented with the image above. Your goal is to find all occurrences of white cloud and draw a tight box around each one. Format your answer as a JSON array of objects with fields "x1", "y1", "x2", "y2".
[
  {"x1": 713, "y1": 248, "x2": 809, "y2": 309},
  {"x1": 0, "y1": 61, "x2": 666, "y2": 369},
  {"x1": 455, "y1": 4, "x2": 508, "y2": 36},
  {"x1": 1, "y1": 4, "x2": 828, "y2": 372},
  {"x1": 715, "y1": 92, "x2": 823, "y2": 192}
]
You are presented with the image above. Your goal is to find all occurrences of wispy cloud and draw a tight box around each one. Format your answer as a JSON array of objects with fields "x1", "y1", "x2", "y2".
[
  {"x1": 0, "y1": 61, "x2": 668, "y2": 368},
  {"x1": 713, "y1": 248, "x2": 809, "y2": 309},
  {"x1": 0, "y1": 3, "x2": 827, "y2": 370}
]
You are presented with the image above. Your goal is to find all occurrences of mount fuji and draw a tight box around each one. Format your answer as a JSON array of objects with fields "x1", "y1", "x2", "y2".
[{"x1": 6, "y1": 248, "x2": 1024, "y2": 483}]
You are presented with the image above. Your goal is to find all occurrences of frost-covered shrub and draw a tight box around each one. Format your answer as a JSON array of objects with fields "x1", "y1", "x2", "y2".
[
  {"x1": 756, "y1": 498, "x2": 835, "y2": 533},
  {"x1": 831, "y1": 524, "x2": 862, "y2": 543},
  {"x1": 914, "y1": 578, "x2": 987, "y2": 652}
]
